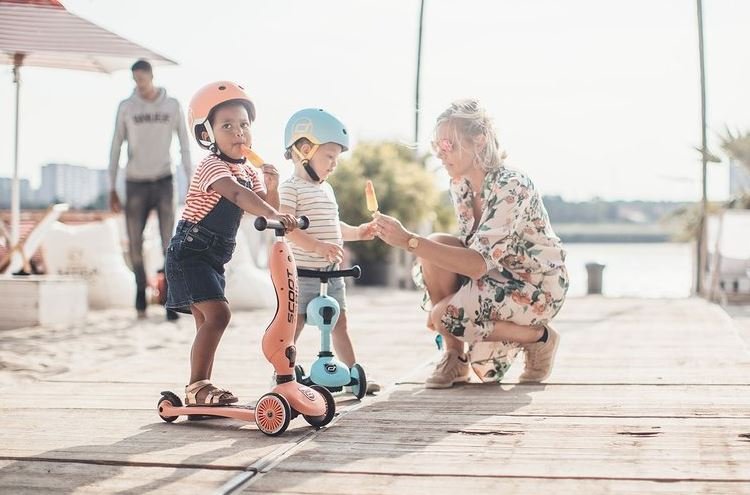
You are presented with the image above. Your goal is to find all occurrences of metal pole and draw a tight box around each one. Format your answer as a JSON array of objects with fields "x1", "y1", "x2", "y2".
[
  {"x1": 695, "y1": 0, "x2": 708, "y2": 295},
  {"x1": 11, "y1": 53, "x2": 25, "y2": 249},
  {"x1": 414, "y1": 0, "x2": 425, "y2": 145}
]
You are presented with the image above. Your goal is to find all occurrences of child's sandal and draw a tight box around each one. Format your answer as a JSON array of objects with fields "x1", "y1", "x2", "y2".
[{"x1": 185, "y1": 379, "x2": 238, "y2": 406}]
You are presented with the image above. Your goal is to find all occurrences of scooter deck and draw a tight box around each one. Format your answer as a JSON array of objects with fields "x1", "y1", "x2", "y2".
[{"x1": 162, "y1": 403, "x2": 257, "y2": 422}]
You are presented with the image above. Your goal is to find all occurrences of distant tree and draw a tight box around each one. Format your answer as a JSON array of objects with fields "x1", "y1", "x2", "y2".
[
  {"x1": 329, "y1": 141, "x2": 444, "y2": 263},
  {"x1": 721, "y1": 128, "x2": 750, "y2": 174},
  {"x1": 720, "y1": 127, "x2": 750, "y2": 207}
]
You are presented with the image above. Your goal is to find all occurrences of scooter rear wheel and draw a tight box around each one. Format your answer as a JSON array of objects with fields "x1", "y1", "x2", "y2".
[
  {"x1": 255, "y1": 392, "x2": 291, "y2": 436},
  {"x1": 157, "y1": 391, "x2": 182, "y2": 423},
  {"x1": 303, "y1": 385, "x2": 336, "y2": 428}
]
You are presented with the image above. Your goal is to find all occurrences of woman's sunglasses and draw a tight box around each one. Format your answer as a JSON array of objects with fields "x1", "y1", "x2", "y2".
[{"x1": 430, "y1": 138, "x2": 454, "y2": 154}]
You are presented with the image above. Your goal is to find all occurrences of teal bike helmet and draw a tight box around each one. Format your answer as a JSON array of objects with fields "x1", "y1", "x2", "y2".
[
  {"x1": 284, "y1": 108, "x2": 349, "y2": 183},
  {"x1": 284, "y1": 108, "x2": 349, "y2": 153}
]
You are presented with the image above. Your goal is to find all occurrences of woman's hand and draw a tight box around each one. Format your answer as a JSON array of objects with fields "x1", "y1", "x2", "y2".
[
  {"x1": 373, "y1": 213, "x2": 413, "y2": 250},
  {"x1": 262, "y1": 164, "x2": 280, "y2": 191},
  {"x1": 315, "y1": 241, "x2": 344, "y2": 264}
]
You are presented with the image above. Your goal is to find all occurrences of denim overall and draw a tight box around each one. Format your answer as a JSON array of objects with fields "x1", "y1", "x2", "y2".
[{"x1": 165, "y1": 158, "x2": 251, "y2": 314}]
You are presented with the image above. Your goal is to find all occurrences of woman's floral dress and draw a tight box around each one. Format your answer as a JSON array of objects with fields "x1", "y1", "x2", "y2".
[{"x1": 415, "y1": 166, "x2": 569, "y2": 382}]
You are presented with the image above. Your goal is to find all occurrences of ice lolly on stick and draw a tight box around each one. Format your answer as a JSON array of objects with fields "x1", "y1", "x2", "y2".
[
  {"x1": 365, "y1": 180, "x2": 379, "y2": 213},
  {"x1": 240, "y1": 145, "x2": 265, "y2": 168}
]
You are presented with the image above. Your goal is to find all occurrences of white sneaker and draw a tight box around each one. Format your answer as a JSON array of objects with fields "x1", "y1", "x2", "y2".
[
  {"x1": 424, "y1": 351, "x2": 471, "y2": 389},
  {"x1": 519, "y1": 325, "x2": 560, "y2": 383}
]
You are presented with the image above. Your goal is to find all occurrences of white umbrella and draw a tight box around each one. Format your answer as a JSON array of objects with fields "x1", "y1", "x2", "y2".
[{"x1": 0, "y1": 0, "x2": 176, "y2": 254}]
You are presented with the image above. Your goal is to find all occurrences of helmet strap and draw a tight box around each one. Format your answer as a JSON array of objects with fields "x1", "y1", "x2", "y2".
[
  {"x1": 291, "y1": 144, "x2": 323, "y2": 183},
  {"x1": 199, "y1": 121, "x2": 217, "y2": 150},
  {"x1": 303, "y1": 160, "x2": 321, "y2": 183}
]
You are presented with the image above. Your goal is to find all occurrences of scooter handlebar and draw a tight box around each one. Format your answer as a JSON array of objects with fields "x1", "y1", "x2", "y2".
[
  {"x1": 254, "y1": 215, "x2": 309, "y2": 232},
  {"x1": 298, "y1": 265, "x2": 362, "y2": 280}
]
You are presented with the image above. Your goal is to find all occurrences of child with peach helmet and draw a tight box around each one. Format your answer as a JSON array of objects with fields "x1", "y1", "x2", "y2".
[{"x1": 165, "y1": 81, "x2": 296, "y2": 407}]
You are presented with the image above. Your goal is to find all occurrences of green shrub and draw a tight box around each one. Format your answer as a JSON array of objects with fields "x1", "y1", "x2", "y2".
[{"x1": 329, "y1": 141, "x2": 447, "y2": 263}]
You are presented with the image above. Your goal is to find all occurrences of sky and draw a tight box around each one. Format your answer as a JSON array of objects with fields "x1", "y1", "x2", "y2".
[{"x1": 1, "y1": 0, "x2": 749, "y2": 202}]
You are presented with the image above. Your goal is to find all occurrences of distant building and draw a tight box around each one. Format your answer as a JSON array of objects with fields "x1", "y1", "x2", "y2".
[
  {"x1": 38, "y1": 163, "x2": 108, "y2": 208},
  {"x1": 0, "y1": 177, "x2": 33, "y2": 208},
  {"x1": 729, "y1": 158, "x2": 750, "y2": 196}
]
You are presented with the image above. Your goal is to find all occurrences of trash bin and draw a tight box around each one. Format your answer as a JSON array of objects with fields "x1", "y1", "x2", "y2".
[{"x1": 585, "y1": 262, "x2": 606, "y2": 295}]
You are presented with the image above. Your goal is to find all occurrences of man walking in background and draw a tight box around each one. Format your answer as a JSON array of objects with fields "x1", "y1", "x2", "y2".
[{"x1": 109, "y1": 59, "x2": 192, "y2": 320}]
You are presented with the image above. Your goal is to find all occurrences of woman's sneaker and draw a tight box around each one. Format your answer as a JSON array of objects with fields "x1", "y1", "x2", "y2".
[
  {"x1": 425, "y1": 350, "x2": 471, "y2": 389},
  {"x1": 519, "y1": 325, "x2": 560, "y2": 383}
]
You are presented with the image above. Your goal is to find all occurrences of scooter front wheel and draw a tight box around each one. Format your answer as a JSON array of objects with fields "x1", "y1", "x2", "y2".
[
  {"x1": 350, "y1": 363, "x2": 367, "y2": 400},
  {"x1": 303, "y1": 385, "x2": 336, "y2": 428},
  {"x1": 157, "y1": 391, "x2": 182, "y2": 423},
  {"x1": 255, "y1": 392, "x2": 291, "y2": 436}
]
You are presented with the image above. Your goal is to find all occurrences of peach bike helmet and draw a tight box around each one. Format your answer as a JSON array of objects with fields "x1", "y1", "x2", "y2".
[{"x1": 188, "y1": 81, "x2": 256, "y2": 151}]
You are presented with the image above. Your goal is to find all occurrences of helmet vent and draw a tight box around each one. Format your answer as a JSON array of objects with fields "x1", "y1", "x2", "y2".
[{"x1": 218, "y1": 85, "x2": 226, "y2": 90}]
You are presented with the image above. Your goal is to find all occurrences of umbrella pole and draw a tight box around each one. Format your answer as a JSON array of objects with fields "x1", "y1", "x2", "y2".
[{"x1": 11, "y1": 54, "x2": 25, "y2": 249}]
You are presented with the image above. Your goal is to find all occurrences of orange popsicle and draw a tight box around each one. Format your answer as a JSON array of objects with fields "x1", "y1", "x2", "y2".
[
  {"x1": 240, "y1": 145, "x2": 264, "y2": 168},
  {"x1": 365, "y1": 180, "x2": 379, "y2": 213}
]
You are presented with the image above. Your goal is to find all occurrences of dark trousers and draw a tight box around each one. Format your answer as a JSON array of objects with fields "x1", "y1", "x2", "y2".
[{"x1": 125, "y1": 175, "x2": 175, "y2": 294}]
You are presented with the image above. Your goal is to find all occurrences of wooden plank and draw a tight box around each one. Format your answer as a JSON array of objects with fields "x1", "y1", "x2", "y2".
[
  {"x1": 2, "y1": 381, "x2": 749, "y2": 419},
  {"x1": 0, "y1": 409, "x2": 311, "y2": 467},
  {"x1": 0, "y1": 460, "x2": 237, "y2": 495},
  {"x1": 271, "y1": 415, "x2": 750, "y2": 481},
  {"x1": 243, "y1": 471, "x2": 750, "y2": 495},
  {"x1": 523, "y1": 297, "x2": 750, "y2": 385},
  {"x1": 365, "y1": 383, "x2": 750, "y2": 419}
]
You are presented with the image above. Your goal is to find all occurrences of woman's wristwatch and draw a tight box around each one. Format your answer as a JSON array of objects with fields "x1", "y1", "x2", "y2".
[{"x1": 407, "y1": 235, "x2": 420, "y2": 252}]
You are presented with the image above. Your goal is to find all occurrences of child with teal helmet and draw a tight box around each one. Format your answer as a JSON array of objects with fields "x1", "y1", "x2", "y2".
[{"x1": 278, "y1": 108, "x2": 381, "y2": 394}]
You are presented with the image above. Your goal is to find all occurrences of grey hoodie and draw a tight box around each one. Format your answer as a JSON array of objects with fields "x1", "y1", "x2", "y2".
[{"x1": 108, "y1": 87, "x2": 192, "y2": 188}]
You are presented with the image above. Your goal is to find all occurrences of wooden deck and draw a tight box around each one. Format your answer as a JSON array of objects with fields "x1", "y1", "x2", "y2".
[{"x1": 1, "y1": 291, "x2": 749, "y2": 494}]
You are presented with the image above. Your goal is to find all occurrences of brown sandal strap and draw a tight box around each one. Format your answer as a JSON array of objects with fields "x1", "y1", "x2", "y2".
[{"x1": 185, "y1": 380, "x2": 237, "y2": 405}]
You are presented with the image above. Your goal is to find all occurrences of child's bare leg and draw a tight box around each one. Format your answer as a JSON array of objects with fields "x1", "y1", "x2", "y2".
[
  {"x1": 189, "y1": 300, "x2": 231, "y2": 400},
  {"x1": 190, "y1": 306, "x2": 213, "y2": 377},
  {"x1": 332, "y1": 311, "x2": 356, "y2": 367}
]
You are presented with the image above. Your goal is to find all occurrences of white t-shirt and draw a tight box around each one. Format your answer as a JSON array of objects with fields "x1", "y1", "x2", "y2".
[{"x1": 279, "y1": 176, "x2": 343, "y2": 269}]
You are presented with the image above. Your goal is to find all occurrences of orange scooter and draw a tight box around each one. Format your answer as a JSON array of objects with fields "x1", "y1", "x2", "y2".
[{"x1": 157, "y1": 216, "x2": 336, "y2": 436}]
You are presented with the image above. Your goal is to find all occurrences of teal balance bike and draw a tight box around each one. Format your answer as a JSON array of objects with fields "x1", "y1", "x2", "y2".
[{"x1": 294, "y1": 266, "x2": 368, "y2": 400}]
